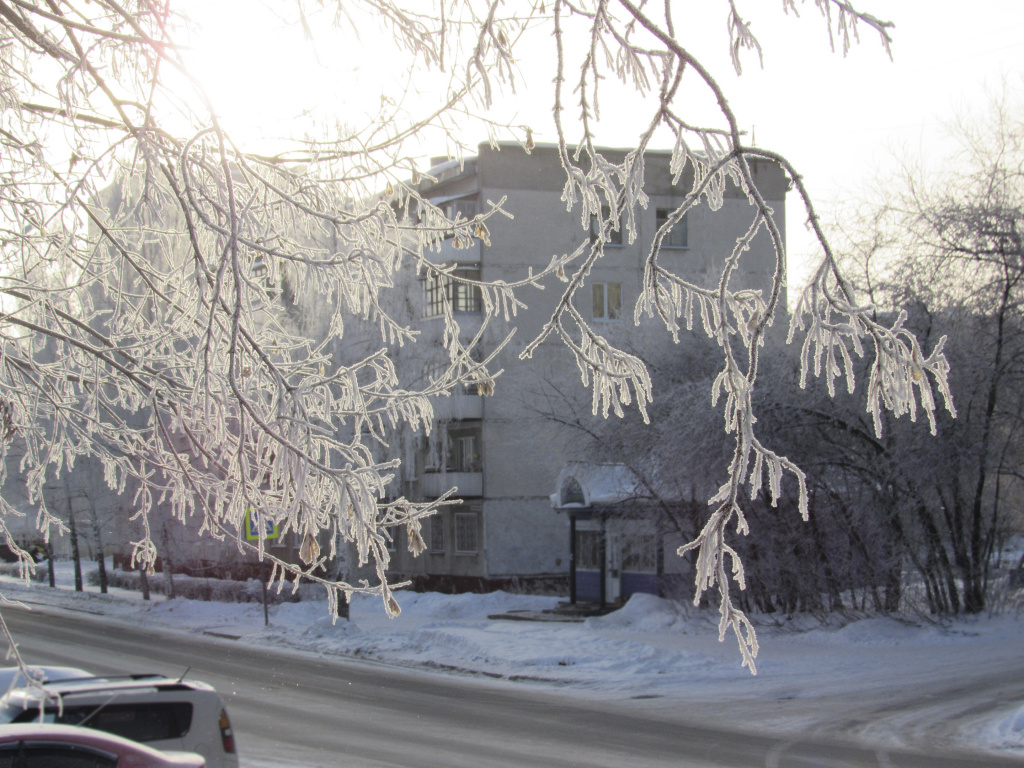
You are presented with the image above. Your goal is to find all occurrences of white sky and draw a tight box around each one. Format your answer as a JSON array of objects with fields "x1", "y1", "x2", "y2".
[{"x1": 176, "y1": 0, "x2": 1024, "y2": 288}]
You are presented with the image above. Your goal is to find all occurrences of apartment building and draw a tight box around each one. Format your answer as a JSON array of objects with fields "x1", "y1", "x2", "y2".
[
  {"x1": 42, "y1": 146, "x2": 786, "y2": 599},
  {"x1": 387, "y1": 142, "x2": 789, "y2": 599}
]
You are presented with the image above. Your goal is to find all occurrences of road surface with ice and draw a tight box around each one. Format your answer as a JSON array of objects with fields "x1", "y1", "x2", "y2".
[{"x1": 1, "y1": 568, "x2": 1022, "y2": 765}]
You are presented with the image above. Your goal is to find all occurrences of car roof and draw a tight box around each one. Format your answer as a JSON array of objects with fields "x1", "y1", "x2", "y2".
[
  {"x1": 46, "y1": 674, "x2": 204, "y2": 690},
  {"x1": 2, "y1": 674, "x2": 215, "y2": 704},
  {"x1": 0, "y1": 723, "x2": 206, "y2": 766}
]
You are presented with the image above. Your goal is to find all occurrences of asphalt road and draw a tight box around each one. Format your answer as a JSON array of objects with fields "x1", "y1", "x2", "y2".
[{"x1": 3, "y1": 603, "x2": 1021, "y2": 768}]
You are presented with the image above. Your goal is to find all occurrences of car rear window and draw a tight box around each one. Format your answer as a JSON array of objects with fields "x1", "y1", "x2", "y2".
[
  {"x1": 0, "y1": 705, "x2": 26, "y2": 725},
  {"x1": 12, "y1": 702, "x2": 193, "y2": 743}
]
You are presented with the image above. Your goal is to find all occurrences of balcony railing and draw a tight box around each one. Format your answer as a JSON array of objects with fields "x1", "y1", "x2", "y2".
[
  {"x1": 430, "y1": 393, "x2": 484, "y2": 421},
  {"x1": 419, "y1": 470, "x2": 483, "y2": 498},
  {"x1": 426, "y1": 237, "x2": 481, "y2": 265}
]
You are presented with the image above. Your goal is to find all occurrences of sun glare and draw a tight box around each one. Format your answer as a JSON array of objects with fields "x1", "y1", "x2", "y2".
[{"x1": 173, "y1": 2, "x2": 387, "y2": 151}]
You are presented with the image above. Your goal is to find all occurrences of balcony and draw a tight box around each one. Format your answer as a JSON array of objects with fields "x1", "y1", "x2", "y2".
[
  {"x1": 419, "y1": 470, "x2": 483, "y2": 498},
  {"x1": 425, "y1": 237, "x2": 481, "y2": 266},
  {"x1": 430, "y1": 393, "x2": 484, "y2": 421}
]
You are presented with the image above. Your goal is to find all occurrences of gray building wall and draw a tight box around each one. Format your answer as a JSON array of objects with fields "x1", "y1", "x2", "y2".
[{"x1": 390, "y1": 142, "x2": 788, "y2": 591}]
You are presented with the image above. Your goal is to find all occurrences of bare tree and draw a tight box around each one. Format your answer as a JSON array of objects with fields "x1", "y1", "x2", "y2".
[
  {"x1": 0, "y1": 0, "x2": 954, "y2": 672},
  {"x1": 826, "y1": 86, "x2": 1024, "y2": 613},
  {"x1": 545, "y1": 337, "x2": 906, "y2": 618}
]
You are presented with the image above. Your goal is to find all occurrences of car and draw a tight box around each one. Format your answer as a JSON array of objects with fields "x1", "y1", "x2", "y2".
[
  {"x1": 0, "y1": 665, "x2": 91, "y2": 693},
  {"x1": 0, "y1": 674, "x2": 237, "y2": 768},
  {"x1": 0, "y1": 722, "x2": 205, "y2": 767}
]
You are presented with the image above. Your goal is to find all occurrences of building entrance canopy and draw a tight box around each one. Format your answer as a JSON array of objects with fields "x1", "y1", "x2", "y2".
[{"x1": 549, "y1": 462, "x2": 646, "y2": 511}]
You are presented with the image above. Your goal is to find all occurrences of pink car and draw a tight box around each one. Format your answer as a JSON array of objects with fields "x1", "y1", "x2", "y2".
[{"x1": 0, "y1": 723, "x2": 205, "y2": 767}]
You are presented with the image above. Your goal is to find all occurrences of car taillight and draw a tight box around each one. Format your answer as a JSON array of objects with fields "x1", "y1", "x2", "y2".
[{"x1": 219, "y1": 709, "x2": 236, "y2": 754}]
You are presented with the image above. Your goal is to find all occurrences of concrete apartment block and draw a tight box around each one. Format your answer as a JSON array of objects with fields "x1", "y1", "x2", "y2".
[{"x1": 388, "y1": 143, "x2": 788, "y2": 600}]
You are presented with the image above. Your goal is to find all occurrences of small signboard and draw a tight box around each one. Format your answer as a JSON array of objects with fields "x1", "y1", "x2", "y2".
[{"x1": 245, "y1": 508, "x2": 279, "y2": 541}]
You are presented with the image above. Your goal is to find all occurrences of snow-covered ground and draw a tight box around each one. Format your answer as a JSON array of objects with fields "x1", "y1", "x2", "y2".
[{"x1": 2, "y1": 562, "x2": 1023, "y2": 760}]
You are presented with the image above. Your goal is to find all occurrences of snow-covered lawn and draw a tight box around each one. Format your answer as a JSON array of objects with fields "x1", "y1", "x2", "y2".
[{"x1": 2, "y1": 562, "x2": 1023, "y2": 759}]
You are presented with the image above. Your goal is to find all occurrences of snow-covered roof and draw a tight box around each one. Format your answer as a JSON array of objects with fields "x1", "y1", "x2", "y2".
[{"x1": 549, "y1": 462, "x2": 647, "y2": 509}]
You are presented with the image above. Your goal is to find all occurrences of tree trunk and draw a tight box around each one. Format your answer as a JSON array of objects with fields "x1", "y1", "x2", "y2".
[
  {"x1": 139, "y1": 565, "x2": 151, "y2": 600},
  {"x1": 961, "y1": 275, "x2": 1014, "y2": 613},
  {"x1": 808, "y1": 499, "x2": 843, "y2": 612},
  {"x1": 883, "y1": 557, "x2": 902, "y2": 613},
  {"x1": 332, "y1": 539, "x2": 351, "y2": 620},
  {"x1": 45, "y1": 541, "x2": 55, "y2": 588},
  {"x1": 158, "y1": 518, "x2": 175, "y2": 599},
  {"x1": 96, "y1": 549, "x2": 108, "y2": 594},
  {"x1": 63, "y1": 474, "x2": 83, "y2": 591},
  {"x1": 881, "y1": 503, "x2": 908, "y2": 613},
  {"x1": 336, "y1": 594, "x2": 350, "y2": 621},
  {"x1": 88, "y1": 499, "x2": 108, "y2": 594},
  {"x1": 915, "y1": 503, "x2": 960, "y2": 614},
  {"x1": 68, "y1": 506, "x2": 83, "y2": 592}
]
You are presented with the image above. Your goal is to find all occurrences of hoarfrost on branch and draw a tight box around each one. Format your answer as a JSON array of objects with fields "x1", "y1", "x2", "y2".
[{"x1": 0, "y1": 0, "x2": 953, "y2": 671}]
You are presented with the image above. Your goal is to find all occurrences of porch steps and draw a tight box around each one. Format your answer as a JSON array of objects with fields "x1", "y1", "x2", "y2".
[{"x1": 488, "y1": 601, "x2": 616, "y2": 623}]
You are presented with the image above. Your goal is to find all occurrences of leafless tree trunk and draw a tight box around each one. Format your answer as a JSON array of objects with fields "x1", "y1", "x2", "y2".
[{"x1": 87, "y1": 497, "x2": 108, "y2": 594}]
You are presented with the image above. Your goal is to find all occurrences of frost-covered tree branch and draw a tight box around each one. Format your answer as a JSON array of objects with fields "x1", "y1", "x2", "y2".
[
  {"x1": 520, "y1": 0, "x2": 948, "y2": 672},
  {"x1": 0, "y1": 0, "x2": 952, "y2": 671}
]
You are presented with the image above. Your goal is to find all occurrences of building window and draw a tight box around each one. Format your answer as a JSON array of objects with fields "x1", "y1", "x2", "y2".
[
  {"x1": 424, "y1": 276, "x2": 445, "y2": 317},
  {"x1": 428, "y1": 424, "x2": 482, "y2": 473},
  {"x1": 454, "y1": 512, "x2": 478, "y2": 554},
  {"x1": 445, "y1": 197, "x2": 478, "y2": 222},
  {"x1": 592, "y1": 282, "x2": 622, "y2": 321},
  {"x1": 575, "y1": 530, "x2": 602, "y2": 570},
  {"x1": 421, "y1": 197, "x2": 478, "y2": 227},
  {"x1": 655, "y1": 208, "x2": 688, "y2": 248},
  {"x1": 590, "y1": 206, "x2": 623, "y2": 245},
  {"x1": 448, "y1": 431, "x2": 480, "y2": 472},
  {"x1": 430, "y1": 515, "x2": 445, "y2": 553},
  {"x1": 561, "y1": 477, "x2": 585, "y2": 506},
  {"x1": 423, "y1": 268, "x2": 482, "y2": 317}
]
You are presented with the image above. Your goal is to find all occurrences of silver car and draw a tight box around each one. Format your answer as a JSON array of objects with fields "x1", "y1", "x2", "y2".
[{"x1": 0, "y1": 673, "x2": 237, "y2": 768}]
